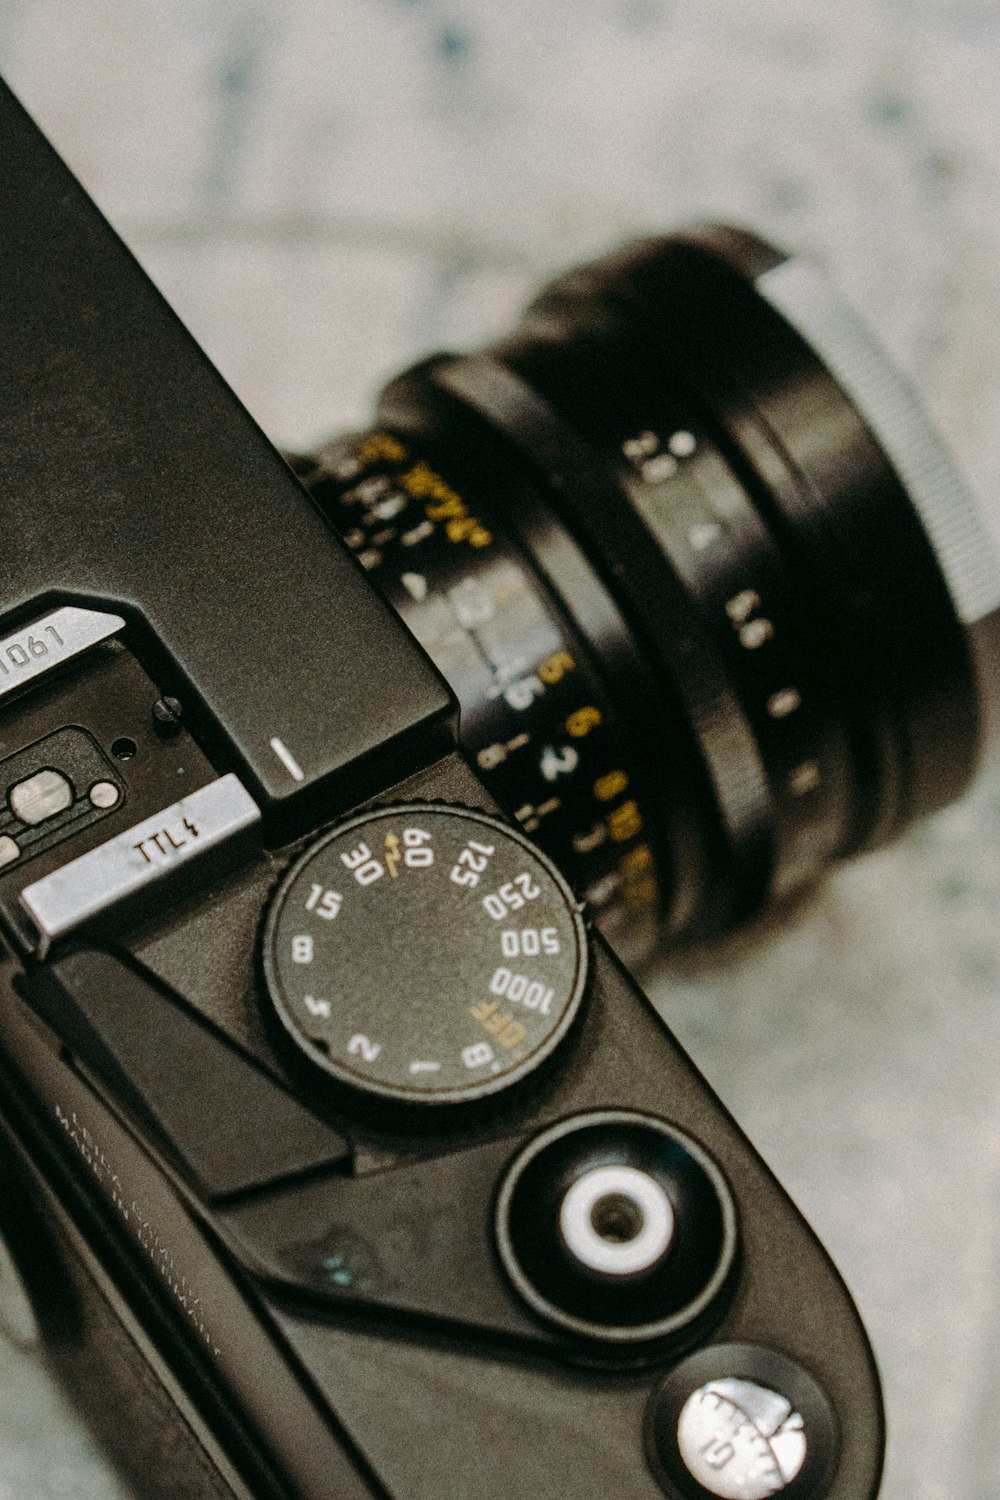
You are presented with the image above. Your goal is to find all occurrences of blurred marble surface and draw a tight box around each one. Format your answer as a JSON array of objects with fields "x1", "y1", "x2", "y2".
[{"x1": 2, "y1": 3, "x2": 1000, "y2": 1496}]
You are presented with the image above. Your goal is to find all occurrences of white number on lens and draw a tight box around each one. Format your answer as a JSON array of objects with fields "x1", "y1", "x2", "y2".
[
  {"x1": 503, "y1": 675, "x2": 543, "y2": 711},
  {"x1": 540, "y1": 743, "x2": 579, "y2": 782},
  {"x1": 462, "y1": 1042, "x2": 495, "y2": 1069}
]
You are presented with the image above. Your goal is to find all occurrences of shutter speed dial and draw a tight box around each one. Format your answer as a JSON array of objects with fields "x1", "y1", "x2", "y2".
[{"x1": 262, "y1": 803, "x2": 589, "y2": 1105}]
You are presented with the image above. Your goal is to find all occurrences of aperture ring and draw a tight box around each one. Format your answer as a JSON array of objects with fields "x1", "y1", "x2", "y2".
[
  {"x1": 433, "y1": 354, "x2": 777, "y2": 930},
  {"x1": 522, "y1": 229, "x2": 982, "y2": 845},
  {"x1": 297, "y1": 431, "x2": 665, "y2": 964},
  {"x1": 613, "y1": 411, "x2": 856, "y2": 896}
]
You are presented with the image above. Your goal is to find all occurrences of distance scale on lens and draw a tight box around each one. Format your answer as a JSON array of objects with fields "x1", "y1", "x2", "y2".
[
  {"x1": 294, "y1": 433, "x2": 664, "y2": 966},
  {"x1": 262, "y1": 803, "x2": 589, "y2": 1105}
]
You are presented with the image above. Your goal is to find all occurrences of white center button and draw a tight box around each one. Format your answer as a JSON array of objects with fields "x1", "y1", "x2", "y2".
[{"x1": 559, "y1": 1163, "x2": 674, "y2": 1276}]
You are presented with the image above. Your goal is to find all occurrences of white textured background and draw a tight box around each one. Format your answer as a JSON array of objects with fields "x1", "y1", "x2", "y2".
[{"x1": 2, "y1": 4, "x2": 1000, "y2": 1497}]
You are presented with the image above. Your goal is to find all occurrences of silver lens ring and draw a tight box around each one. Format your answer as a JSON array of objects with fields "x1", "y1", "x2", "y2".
[{"x1": 758, "y1": 253, "x2": 1000, "y2": 763}]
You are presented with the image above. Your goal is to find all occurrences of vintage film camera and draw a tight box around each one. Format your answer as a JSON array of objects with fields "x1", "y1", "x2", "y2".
[{"x1": 0, "y1": 77, "x2": 996, "y2": 1500}]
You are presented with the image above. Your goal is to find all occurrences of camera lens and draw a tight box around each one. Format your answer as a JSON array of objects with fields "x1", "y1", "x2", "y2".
[{"x1": 294, "y1": 225, "x2": 1000, "y2": 965}]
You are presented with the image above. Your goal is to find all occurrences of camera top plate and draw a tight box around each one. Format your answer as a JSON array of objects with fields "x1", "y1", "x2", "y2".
[{"x1": 0, "y1": 84, "x2": 455, "y2": 838}]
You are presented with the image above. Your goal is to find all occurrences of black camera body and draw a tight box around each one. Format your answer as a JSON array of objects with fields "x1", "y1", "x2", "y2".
[{"x1": 0, "y1": 81, "x2": 888, "y2": 1500}]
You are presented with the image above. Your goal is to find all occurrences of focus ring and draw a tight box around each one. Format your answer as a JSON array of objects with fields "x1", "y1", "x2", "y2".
[{"x1": 758, "y1": 254, "x2": 1000, "y2": 630}]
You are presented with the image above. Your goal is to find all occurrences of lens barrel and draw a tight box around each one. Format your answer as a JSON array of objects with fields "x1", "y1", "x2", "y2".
[{"x1": 296, "y1": 226, "x2": 1000, "y2": 962}]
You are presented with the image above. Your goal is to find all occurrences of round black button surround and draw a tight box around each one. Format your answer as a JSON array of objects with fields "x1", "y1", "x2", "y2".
[
  {"x1": 262, "y1": 802, "x2": 588, "y2": 1106},
  {"x1": 494, "y1": 1110, "x2": 737, "y2": 1345},
  {"x1": 645, "y1": 1344, "x2": 839, "y2": 1500}
]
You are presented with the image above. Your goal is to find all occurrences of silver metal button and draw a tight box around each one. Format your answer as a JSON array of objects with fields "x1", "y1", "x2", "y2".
[
  {"x1": 676, "y1": 1377, "x2": 807, "y2": 1498},
  {"x1": 88, "y1": 780, "x2": 121, "y2": 809},
  {"x1": 9, "y1": 768, "x2": 74, "y2": 825},
  {"x1": 19, "y1": 773, "x2": 261, "y2": 954}
]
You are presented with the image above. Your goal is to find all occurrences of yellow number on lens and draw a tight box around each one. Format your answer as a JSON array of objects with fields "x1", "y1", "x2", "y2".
[
  {"x1": 594, "y1": 770, "x2": 628, "y2": 802},
  {"x1": 566, "y1": 705, "x2": 602, "y2": 738},
  {"x1": 608, "y1": 800, "x2": 642, "y2": 842},
  {"x1": 539, "y1": 650, "x2": 575, "y2": 685}
]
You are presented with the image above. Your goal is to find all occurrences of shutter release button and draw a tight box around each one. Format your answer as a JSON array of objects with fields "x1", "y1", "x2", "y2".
[{"x1": 559, "y1": 1163, "x2": 674, "y2": 1276}]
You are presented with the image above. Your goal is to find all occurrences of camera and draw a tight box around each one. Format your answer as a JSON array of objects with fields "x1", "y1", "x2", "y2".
[{"x1": 0, "y1": 76, "x2": 995, "y2": 1500}]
